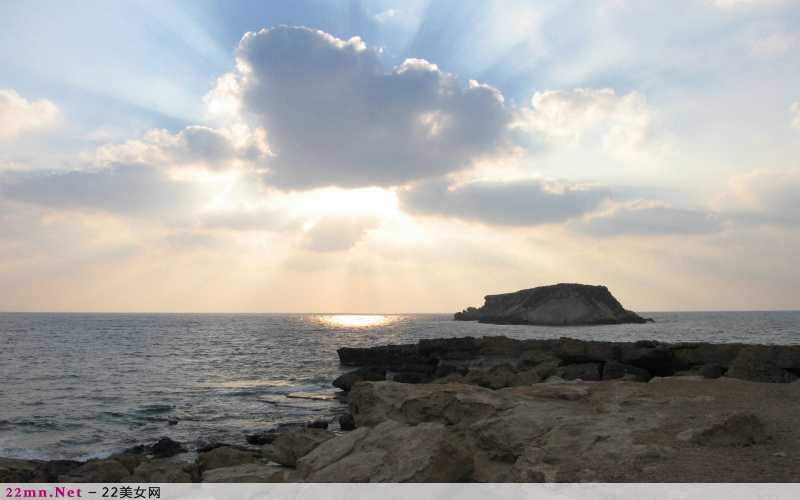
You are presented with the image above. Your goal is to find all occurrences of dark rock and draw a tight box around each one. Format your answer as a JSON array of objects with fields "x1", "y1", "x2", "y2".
[
  {"x1": 246, "y1": 432, "x2": 280, "y2": 446},
  {"x1": 554, "y1": 362, "x2": 603, "y2": 381},
  {"x1": 602, "y1": 360, "x2": 653, "y2": 382},
  {"x1": 333, "y1": 366, "x2": 387, "y2": 392},
  {"x1": 393, "y1": 372, "x2": 429, "y2": 384},
  {"x1": 726, "y1": 348, "x2": 799, "y2": 383},
  {"x1": 168, "y1": 419, "x2": 178, "y2": 425},
  {"x1": 150, "y1": 437, "x2": 185, "y2": 459},
  {"x1": 454, "y1": 283, "x2": 648, "y2": 325},
  {"x1": 307, "y1": 419, "x2": 329, "y2": 429},
  {"x1": 337, "y1": 336, "x2": 800, "y2": 385},
  {"x1": 339, "y1": 412, "x2": 356, "y2": 431}
]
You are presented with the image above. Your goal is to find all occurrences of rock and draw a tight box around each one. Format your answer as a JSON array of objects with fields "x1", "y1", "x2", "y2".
[
  {"x1": 262, "y1": 428, "x2": 336, "y2": 467},
  {"x1": 339, "y1": 412, "x2": 356, "y2": 431},
  {"x1": 726, "y1": 348, "x2": 799, "y2": 383},
  {"x1": 202, "y1": 463, "x2": 288, "y2": 483},
  {"x1": 393, "y1": 371, "x2": 429, "y2": 384},
  {"x1": 196, "y1": 446, "x2": 256, "y2": 473},
  {"x1": 554, "y1": 362, "x2": 603, "y2": 381},
  {"x1": 333, "y1": 366, "x2": 387, "y2": 391},
  {"x1": 332, "y1": 372, "x2": 364, "y2": 392},
  {"x1": 149, "y1": 437, "x2": 185, "y2": 458},
  {"x1": 246, "y1": 432, "x2": 280, "y2": 445},
  {"x1": 602, "y1": 360, "x2": 653, "y2": 382},
  {"x1": 338, "y1": 336, "x2": 800, "y2": 384},
  {"x1": 676, "y1": 413, "x2": 767, "y2": 446},
  {"x1": 131, "y1": 459, "x2": 199, "y2": 482},
  {"x1": 295, "y1": 420, "x2": 474, "y2": 482},
  {"x1": 453, "y1": 283, "x2": 648, "y2": 325},
  {"x1": 0, "y1": 458, "x2": 83, "y2": 483},
  {"x1": 58, "y1": 457, "x2": 132, "y2": 483},
  {"x1": 307, "y1": 419, "x2": 329, "y2": 429}
]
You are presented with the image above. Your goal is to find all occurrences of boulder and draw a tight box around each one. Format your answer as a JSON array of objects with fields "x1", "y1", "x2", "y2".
[
  {"x1": 333, "y1": 366, "x2": 387, "y2": 391},
  {"x1": 262, "y1": 428, "x2": 336, "y2": 467},
  {"x1": 58, "y1": 457, "x2": 132, "y2": 483},
  {"x1": 555, "y1": 362, "x2": 603, "y2": 381},
  {"x1": 602, "y1": 360, "x2": 652, "y2": 382},
  {"x1": 339, "y1": 412, "x2": 356, "y2": 431},
  {"x1": 246, "y1": 432, "x2": 280, "y2": 445},
  {"x1": 454, "y1": 283, "x2": 648, "y2": 325},
  {"x1": 295, "y1": 420, "x2": 474, "y2": 482},
  {"x1": 149, "y1": 437, "x2": 185, "y2": 458},
  {"x1": 201, "y1": 463, "x2": 287, "y2": 483},
  {"x1": 307, "y1": 419, "x2": 329, "y2": 429},
  {"x1": 726, "y1": 348, "x2": 799, "y2": 383},
  {"x1": 131, "y1": 459, "x2": 199, "y2": 482},
  {"x1": 196, "y1": 446, "x2": 256, "y2": 472}
]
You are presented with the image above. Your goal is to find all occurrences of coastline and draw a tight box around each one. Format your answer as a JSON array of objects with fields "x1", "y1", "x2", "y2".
[{"x1": 3, "y1": 335, "x2": 800, "y2": 483}]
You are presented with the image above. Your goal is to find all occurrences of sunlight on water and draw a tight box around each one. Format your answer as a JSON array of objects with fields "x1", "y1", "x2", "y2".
[{"x1": 316, "y1": 314, "x2": 400, "y2": 328}]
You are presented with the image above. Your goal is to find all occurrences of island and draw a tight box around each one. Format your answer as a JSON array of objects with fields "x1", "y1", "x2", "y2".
[{"x1": 454, "y1": 283, "x2": 649, "y2": 325}]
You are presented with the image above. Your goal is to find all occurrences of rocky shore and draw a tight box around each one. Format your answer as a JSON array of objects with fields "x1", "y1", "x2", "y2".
[{"x1": 3, "y1": 336, "x2": 800, "y2": 483}]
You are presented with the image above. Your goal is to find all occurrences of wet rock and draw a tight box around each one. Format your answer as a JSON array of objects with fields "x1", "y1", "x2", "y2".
[
  {"x1": 338, "y1": 412, "x2": 356, "y2": 431},
  {"x1": 150, "y1": 437, "x2": 185, "y2": 459},
  {"x1": 307, "y1": 419, "x2": 329, "y2": 430},
  {"x1": 246, "y1": 432, "x2": 280, "y2": 445}
]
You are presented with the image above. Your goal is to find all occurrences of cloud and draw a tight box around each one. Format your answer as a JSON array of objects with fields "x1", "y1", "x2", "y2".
[
  {"x1": 302, "y1": 214, "x2": 381, "y2": 252},
  {"x1": 0, "y1": 89, "x2": 58, "y2": 138},
  {"x1": 745, "y1": 22, "x2": 798, "y2": 58},
  {"x1": 792, "y1": 102, "x2": 800, "y2": 130},
  {"x1": 94, "y1": 125, "x2": 270, "y2": 172},
  {"x1": 0, "y1": 163, "x2": 210, "y2": 219},
  {"x1": 211, "y1": 26, "x2": 513, "y2": 189},
  {"x1": 399, "y1": 178, "x2": 611, "y2": 226},
  {"x1": 710, "y1": 168, "x2": 800, "y2": 225},
  {"x1": 575, "y1": 199, "x2": 723, "y2": 237},
  {"x1": 373, "y1": 9, "x2": 396, "y2": 22},
  {"x1": 518, "y1": 88, "x2": 657, "y2": 151}
]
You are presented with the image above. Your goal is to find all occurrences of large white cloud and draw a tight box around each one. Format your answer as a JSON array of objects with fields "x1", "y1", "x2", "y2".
[
  {"x1": 575, "y1": 199, "x2": 723, "y2": 237},
  {"x1": 211, "y1": 26, "x2": 513, "y2": 189},
  {"x1": 0, "y1": 89, "x2": 57, "y2": 138},
  {"x1": 517, "y1": 88, "x2": 657, "y2": 151},
  {"x1": 399, "y1": 177, "x2": 611, "y2": 226},
  {"x1": 710, "y1": 168, "x2": 800, "y2": 225}
]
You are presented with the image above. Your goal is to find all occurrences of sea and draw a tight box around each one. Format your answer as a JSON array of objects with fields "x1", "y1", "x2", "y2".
[{"x1": 1, "y1": 311, "x2": 799, "y2": 462}]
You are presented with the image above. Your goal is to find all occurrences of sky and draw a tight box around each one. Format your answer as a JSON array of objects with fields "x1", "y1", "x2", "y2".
[{"x1": 1, "y1": 0, "x2": 799, "y2": 313}]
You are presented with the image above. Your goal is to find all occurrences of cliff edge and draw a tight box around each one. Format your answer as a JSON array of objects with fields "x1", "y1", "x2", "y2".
[{"x1": 454, "y1": 283, "x2": 648, "y2": 325}]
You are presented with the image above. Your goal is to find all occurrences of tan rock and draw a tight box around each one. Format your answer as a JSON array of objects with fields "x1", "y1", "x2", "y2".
[
  {"x1": 296, "y1": 420, "x2": 474, "y2": 482},
  {"x1": 262, "y1": 428, "x2": 336, "y2": 467},
  {"x1": 676, "y1": 412, "x2": 767, "y2": 446},
  {"x1": 201, "y1": 462, "x2": 288, "y2": 482},
  {"x1": 196, "y1": 446, "x2": 255, "y2": 472},
  {"x1": 131, "y1": 459, "x2": 199, "y2": 482},
  {"x1": 58, "y1": 458, "x2": 131, "y2": 483}
]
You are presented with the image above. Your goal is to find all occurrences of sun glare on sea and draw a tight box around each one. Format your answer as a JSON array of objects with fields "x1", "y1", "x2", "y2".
[{"x1": 318, "y1": 315, "x2": 399, "y2": 327}]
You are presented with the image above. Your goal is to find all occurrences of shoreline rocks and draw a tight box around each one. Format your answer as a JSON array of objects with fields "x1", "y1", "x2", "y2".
[
  {"x1": 454, "y1": 283, "x2": 649, "y2": 325},
  {"x1": 338, "y1": 336, "x2": 800, "y2": 386}
]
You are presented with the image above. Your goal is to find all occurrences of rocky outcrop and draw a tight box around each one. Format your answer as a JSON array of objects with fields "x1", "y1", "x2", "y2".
[
  {"x1": 295, "y1": 420, "x2": 475, "y2": 482},
  {"x1": 454, "y1": 283, "x2": 648, "y2": 325},
  {"x1": 332, "y1": 378, "x2": 800, "y2": 482},
  {"x1": 261, "y1": 428, "x2": 337, "y2": 468},
  {"x1": 338, "y1": 336, "x2": 800, "y2": 385}
]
